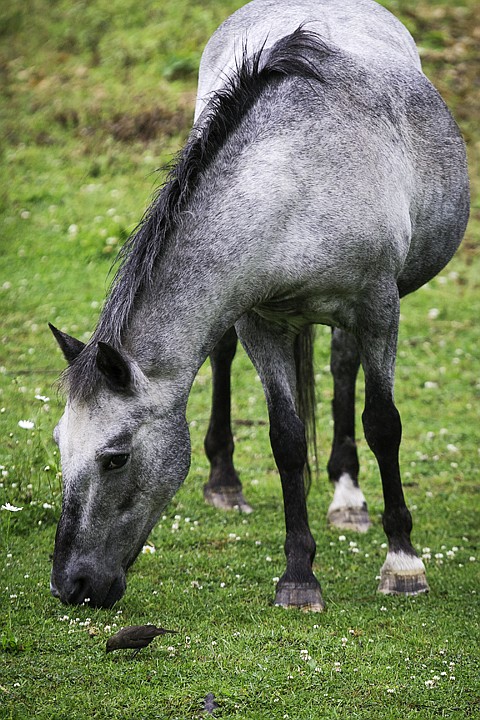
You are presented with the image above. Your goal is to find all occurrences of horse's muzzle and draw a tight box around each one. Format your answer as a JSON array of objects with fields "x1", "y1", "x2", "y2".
[{"x1": 50, "y1": 568, "x2": 126, "y2": 608}]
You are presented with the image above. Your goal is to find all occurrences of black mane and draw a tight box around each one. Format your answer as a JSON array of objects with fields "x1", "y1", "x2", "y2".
[{"x1": 64, "y1": 28, "x2": 333, "y2": 399}]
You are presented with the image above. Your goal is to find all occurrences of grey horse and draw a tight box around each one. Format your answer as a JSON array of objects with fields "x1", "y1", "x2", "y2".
[{"x1": 49, "y1": 0, "x2": 469, "y2": 610}]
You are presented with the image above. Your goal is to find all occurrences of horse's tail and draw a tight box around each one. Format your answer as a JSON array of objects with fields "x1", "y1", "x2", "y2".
[{"x1": 294, "y1": 325, "x2": 317, "y2": 493}]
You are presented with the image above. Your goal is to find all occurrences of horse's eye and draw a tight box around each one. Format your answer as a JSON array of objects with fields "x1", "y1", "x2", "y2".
[{"x1": 105, "y1": 454, "x2": 130, "y2": 471}]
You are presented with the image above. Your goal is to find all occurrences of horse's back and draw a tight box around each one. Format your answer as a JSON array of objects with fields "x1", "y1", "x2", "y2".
[{"x1": 195, "y1": 0, "x2": 420, "y2": 120}]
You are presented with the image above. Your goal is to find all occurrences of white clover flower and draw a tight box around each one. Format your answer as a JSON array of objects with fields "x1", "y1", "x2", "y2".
[
  {"x1": 428, "y1": 308, "x2": 440, "y2": 319},
  {"x1": 35, "y1": 395, "x2": 50, "y2": 403},
  {"x1": 18, "y1": 420, "x2": 34, "y2": 430},
  {"x1": 2, "y1": 502, "x2": 23, "y2": 512}
]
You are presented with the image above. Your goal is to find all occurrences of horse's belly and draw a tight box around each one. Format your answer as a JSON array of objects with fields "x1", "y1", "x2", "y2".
[{"x1": 254, "y1": 292, "x2": 358, "y2": 331}]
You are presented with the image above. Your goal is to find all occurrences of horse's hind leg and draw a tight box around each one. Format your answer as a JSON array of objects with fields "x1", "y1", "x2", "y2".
[
  {"x1": 357, "y1": 285, "x2": 428, "y2": 595},
  {"x1": 203, "y1": 327, "x2": 253, "y2": 513},
  {"x1": 236, "y1": 313, "x2": 324, "y2": 612},
  {"x1": 327, "y1": 328, "x2": 371, "y2": 532}
]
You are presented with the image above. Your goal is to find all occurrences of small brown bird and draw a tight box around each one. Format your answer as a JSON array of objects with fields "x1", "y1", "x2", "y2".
[
  {"x1": 203, "y1": 693, "x2": 219, "y2": 716},
  {"x1": 106, "y1": 624, "x2": 178, "y2": 656}
]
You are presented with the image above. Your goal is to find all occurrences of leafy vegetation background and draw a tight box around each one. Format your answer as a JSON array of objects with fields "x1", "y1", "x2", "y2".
[{"x1": 0, "y1": 1, "x2": 479, "y2": 718}]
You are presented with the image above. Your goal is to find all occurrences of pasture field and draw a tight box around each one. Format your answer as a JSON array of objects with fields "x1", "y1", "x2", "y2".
[{"x1": 1, "y1": 0, "x2": 479, "y2": 717}]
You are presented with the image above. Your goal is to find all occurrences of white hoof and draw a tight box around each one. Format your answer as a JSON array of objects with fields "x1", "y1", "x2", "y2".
[
  {"x1": 378, "y1": 551, "x2": 429, "y2": 595},
  {"x1": 327, "y1": 473, "x2": 371, "y2": 532}
]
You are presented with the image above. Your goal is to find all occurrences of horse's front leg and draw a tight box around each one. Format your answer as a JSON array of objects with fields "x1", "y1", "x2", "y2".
[
  {"x1": 236, "y1": 313, "x2": 324, "y2": 612},
  {"x1": 327, "y1": 328, "x2": 371, "y2": 532},
  {"x1": 203, "y1": 327, "x2": 252, "y2": 513},
  {"x1": 357, "y1": 285, "x2": 428, "y2": 595}
]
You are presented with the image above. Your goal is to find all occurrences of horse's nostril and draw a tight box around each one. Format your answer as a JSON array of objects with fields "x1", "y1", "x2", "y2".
[{"x1": 66, "y1": 576, "x2": 92, "y2": 606}]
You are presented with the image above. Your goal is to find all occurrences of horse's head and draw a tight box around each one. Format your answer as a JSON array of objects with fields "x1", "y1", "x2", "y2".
[{"x1": 49, "y1": 326, "x2": 190, "y2": 608}]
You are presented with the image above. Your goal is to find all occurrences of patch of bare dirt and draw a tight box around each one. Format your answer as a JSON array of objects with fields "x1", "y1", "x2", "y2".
[{"x1": 107, "y1": 106, "x2": 191, "y2": 142}]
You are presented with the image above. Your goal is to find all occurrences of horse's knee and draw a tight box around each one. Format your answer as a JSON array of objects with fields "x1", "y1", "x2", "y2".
[
  {"x1": 362, "y1": 395, "x2": 402, "y2": 458},
  {"x1": 269, "y1": 411, "x2": 307, "y2": 474}
]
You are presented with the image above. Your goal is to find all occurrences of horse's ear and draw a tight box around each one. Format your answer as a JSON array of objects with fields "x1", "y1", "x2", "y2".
[
  {"x1": 49, "y1": 323, "x2": 86, "y2": 364},
  {"x1": 96, "y1": 342, "x2": 132, "y2": 393}
]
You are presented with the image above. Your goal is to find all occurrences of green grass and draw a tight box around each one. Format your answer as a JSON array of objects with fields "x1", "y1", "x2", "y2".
[{"x1": 1, "y1": 0, "x2": 479, "y2": 718}]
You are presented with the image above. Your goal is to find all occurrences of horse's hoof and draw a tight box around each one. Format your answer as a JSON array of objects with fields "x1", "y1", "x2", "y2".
[
  {"x1": 274, "y1": 581, "x2": 325, "y2": 612},
  {"x1": 327, "y1": 506, "x2": 371, "y2": 533},
  {"x1": 377, "y1": 552, "x2": 429, "y2": 595},
  {"x1": 203, "y1": 485, "x2": 253, "y2": 513}
]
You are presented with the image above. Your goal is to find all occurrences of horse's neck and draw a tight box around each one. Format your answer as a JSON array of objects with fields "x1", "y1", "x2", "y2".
[{"x1": 122, "y1": 204, "x2": 261, "y2": 383}]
